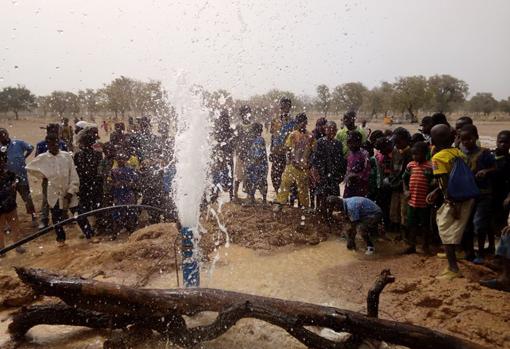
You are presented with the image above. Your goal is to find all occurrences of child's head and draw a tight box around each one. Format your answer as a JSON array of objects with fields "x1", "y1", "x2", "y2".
[
  {"x1": 460, "y1": 124, "x2": 479, "y2": 151},
  {"x1": 116, "y1": 152, "x2": 129, "y2": 167},
  {"x1": 315, "y1": 117, "x2": 327, "y2": 134},
  {"x1": 326, "y1": 195, "x2": 344, "y2": 212},
  {"x1": 431, "y1": 112, "x2": 450, "y2": 128},
  {"x1": 347, "y1": 131, "x2": 362, "y2": 151},
  {"x1": 46, "y1": 134, "x2": 60, "y2": 155},
  {"x1": 455, "y1": 116, "x2": 473, "y2": 132},
  {"x1": 411, "y1": 133, "x2": 425, "y2": 146},
  {"x1": 496, "y1": 130, "x2": 510, "y2": 154},
  {"x1": 279, "y1": 97, "x2": 292, "y2": 114},
  {"x1": 342, "y1": 111, "x2": 356, "y2": 130},
  {"x1": 411, "y1": 141, "x2": 428, "y2": 163},
  {"x1": 46, "y1": 123, "x2": 60, "y2": 137},
  {"x1": 375, "y1": 137, "x2": 393, "y2": 155},
  {"x1": 369, "y1": 130, "x2": 384, "y2": 145},
  {"x1": 431, "y1": 124, "x2": 453, "y2": 150},
  {"x1": 324, "y1": 121, "x2": 338, "y2": 139},
  {"x1": 251, "y1": 122, "x2": 263, "y2": 137},
  {"x1": 0, "y1": 128, "x2": 9, "y2": 145},
  {"x1": 420, "y1": 116, "x2": 434, "y2": 135},
  {"x1": 295, "y1": 113, "x2": 308, "y2": 131},
  {"x1": 62, "y1": 117, "x2": 69, "y2": 126},
  {"x1": 392, "y1": 127, "x2": 411, "y2": 150}
]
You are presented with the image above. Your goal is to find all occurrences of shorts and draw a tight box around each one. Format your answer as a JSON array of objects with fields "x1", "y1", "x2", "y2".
[
  {"x1": 496, "y1": 234, "x2": 510, "y2": 259},
  {"x1": 407, "y1": 206, "x2": 430, "y2": 228},
  {"x1": 436, "y1": 199, "x2": 475, "y2": 245},
  {"x1": 357, "y1": 213, "x2": 382, "y2": 236}
]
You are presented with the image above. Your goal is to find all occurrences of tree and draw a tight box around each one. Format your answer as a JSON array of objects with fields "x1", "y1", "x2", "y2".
[
  {"x1": 48, "y1": 91, "x2": 80, "y2": 117},
  {"x1": 0, "y1": 85, "x2": 36, "y2": 119},
  {"x1": 103, "y1": 76, "x2": 135, "y2": 117},
  {"x1": 78, "y1": 89, "x2": 102, "y2": 117},
  {"x1": 469, "y1": 92, "x2": 498, "y2": 115},
  {"x1": 499, "y1": 97, "x2": 510, "y2": 114},
  {"x1": 392, "y1": 76, "x2": 431, "y2": 123},
  {"x1": 36, "y1": 96, "x2": 51, "y2": 117},
  {"x1": 427, "y1": 74, "x2": 469, "y2": 113},
  {"x1": 315, "y1": 84, "x2": 331, "y2": 116},
  {"x1": 331, "y1": 82, "x2": 367, "y2": 113},
  {"x1": 361, "y1": 82, "x2": 394, "y2": 118}
]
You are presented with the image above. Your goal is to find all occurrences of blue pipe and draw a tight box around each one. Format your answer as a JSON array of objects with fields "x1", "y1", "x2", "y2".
[{"x1": 180, "y1": 226, "x2": 200, "y2": 287}]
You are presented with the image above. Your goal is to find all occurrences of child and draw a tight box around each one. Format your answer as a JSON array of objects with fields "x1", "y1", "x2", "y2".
[
  {"x1": 492, "y1": 130, "x2": 510, "y2": 232},
  {"x1": 343, "y1": 131, "x2": 370, "y2": 198},
  {"x1": 459, "y1": 124, "x2": 496, "y2": 263},
  {"x1": 244, "y1": 123, "x2": 268, "y2": 205},
  {"x1": 233, "y1": 105, "x2": 253, "y2": 200},
  {"x1": 402, "y1": 141, "x2": 434, "y2": 254},
  {"x1": 326, "y1": 195, "x2": 382, "y2": 255},
  {"x1": 0, "y1": 149, "x2": 25, "y2": 255},
  {"x1": 311, "y1": 121, "x2": 346, "y2": 218},
  {"x1": 111, "y1": 152, "x2": 139, "y2": 236},
  {"x1": 388, "y1": 127, "x2": 412, "y2": 235},
  {"x1": 426, "y1": 124, "x2": 475, "y2": 280},
  {"x1": 274, "y1": 113, "x2": 314, "y2": 210},
  {"x1": 375, "y1": 137, "x2": 394, "y2": 228}
]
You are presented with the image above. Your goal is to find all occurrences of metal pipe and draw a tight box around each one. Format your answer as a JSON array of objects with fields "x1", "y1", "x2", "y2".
[
  {"x1": 180, "y1": 226, "x2": 200, "y2": 287},
  {"x1": 0, "y1": 204, "x2": 168, "y2": 255}
]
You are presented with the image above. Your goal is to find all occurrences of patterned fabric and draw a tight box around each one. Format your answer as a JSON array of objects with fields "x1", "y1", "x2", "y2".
[
  {"x1": 431, "y1": 148, "x2": 465, "y2": 176},
  {"x1": 285, "y1": 130, "x2": 315, "y2": 170},
  {"x1": 403, "y1": 161, "x2": 433, "y2": 208}
]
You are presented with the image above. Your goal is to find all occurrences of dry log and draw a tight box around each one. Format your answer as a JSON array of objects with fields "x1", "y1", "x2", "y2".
[
  {"x1": 367, "y1": 269, "x2": 395, "y2": 318},
  {"x1": 11, "y1": 267, "x2": 488, "y2": 349}
]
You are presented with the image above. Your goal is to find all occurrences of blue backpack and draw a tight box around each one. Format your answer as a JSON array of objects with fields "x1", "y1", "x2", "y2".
[{"x1": 447, "y1": 157, "x2": 480, "y2": 202}]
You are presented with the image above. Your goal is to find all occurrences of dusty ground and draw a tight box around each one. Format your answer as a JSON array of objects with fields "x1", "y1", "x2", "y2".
[{"x1": 0, "y1": 118, "x2": 509, "y2": 348}]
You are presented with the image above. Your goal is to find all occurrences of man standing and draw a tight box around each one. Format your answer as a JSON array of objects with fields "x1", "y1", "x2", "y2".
[
  {"x1": 27, "y1": 134, "x2": 96, "y2": 245},
  {"x1": 270, "y1": 97, "x2": 296, "y2": 194},
  {"x1": 0, "y1": 128, "x2": 37, "y2": 227},
  {"x1": 35, "y1": 124, "x2": 68, "y2": 229},
  {"x1": 336, "y1": 111, "x2": 367, "y2": 157}
]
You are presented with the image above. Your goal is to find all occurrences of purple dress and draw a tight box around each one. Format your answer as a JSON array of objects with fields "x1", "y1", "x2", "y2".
[{"x1": 344, "y1": 149, "x2": 371, "y2": 198}]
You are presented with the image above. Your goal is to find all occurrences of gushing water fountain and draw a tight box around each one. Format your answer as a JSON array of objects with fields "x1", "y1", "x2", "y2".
[{"x1": 172, "y1": 73, "x2": 212, "y2": 287}]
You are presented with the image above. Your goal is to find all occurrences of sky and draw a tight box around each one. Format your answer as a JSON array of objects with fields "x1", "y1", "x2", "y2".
[{"x1": 1, "y1": 0, "x2": 509, "y2": 100}]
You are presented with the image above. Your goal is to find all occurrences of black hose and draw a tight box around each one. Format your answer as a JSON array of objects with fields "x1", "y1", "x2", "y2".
[{"x1": 0, "y1": 204, "x2": 169, "y2": 256}]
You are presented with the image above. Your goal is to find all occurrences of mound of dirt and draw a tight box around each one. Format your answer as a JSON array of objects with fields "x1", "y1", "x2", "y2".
[
  {"x1": 202, "y1": 203, "x2": 338, "y2": 250},
  {"x1": 0, "y1": 274, "x2": 38, "y2": 309},
  {"x1": 319, "y1": 253, "x2": 510, "y2": 349}
]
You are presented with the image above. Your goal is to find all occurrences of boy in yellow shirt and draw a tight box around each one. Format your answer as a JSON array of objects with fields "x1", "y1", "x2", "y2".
[{"x1": 427, "y1": 125, "x2": 475, "y2": 280}]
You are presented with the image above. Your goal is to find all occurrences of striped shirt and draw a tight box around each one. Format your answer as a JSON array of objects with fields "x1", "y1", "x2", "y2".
[{"x1": 403, "y1": 161, "x2": 433, "y2": 208}]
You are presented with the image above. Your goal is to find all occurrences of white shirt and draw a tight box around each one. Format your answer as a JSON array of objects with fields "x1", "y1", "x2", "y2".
[{"x1": 26, "y1": 150, "x2": 80, "y2": 209}]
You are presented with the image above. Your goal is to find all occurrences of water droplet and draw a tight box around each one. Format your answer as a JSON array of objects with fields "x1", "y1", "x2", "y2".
[
  {"x1": 0, "y1": 77, "x2": 3, "y2": 82},
  {"x1": 55, "y1": 66, "x2": 60, "y2": 70},
  {"x1": 14, "y1": 65, "x2": 19, "y2": 69},
  {"x1": 57, "y1": 29, "x2": 64, "y2": 34},
  {"x1": 11, "y1": 0, "x2": 17, "y2": 5}
]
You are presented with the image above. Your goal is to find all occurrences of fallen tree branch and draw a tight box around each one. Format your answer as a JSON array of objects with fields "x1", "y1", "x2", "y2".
[
  {"x1": 367, "y1": 269, "x2": 395, "y2": 318},
  {"x1": 10, "y1": 267, "x2": 488, "y2": 349}
]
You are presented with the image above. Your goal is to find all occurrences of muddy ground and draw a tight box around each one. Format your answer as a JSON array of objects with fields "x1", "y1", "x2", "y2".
[{"x1": 0, "y1": 118, "x2": 509, "y2": 348}]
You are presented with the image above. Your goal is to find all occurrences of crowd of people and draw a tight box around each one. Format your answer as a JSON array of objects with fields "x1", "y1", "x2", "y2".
[
  {"x1": 0, "y1": 116, "x2": 175, "y2": 250},
  {"x1": 1, "y1": 97, "x2": 510, "y2": 292},
  {"x1": 210, "y1": 98, "x2": 510, "y2": 290}
]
